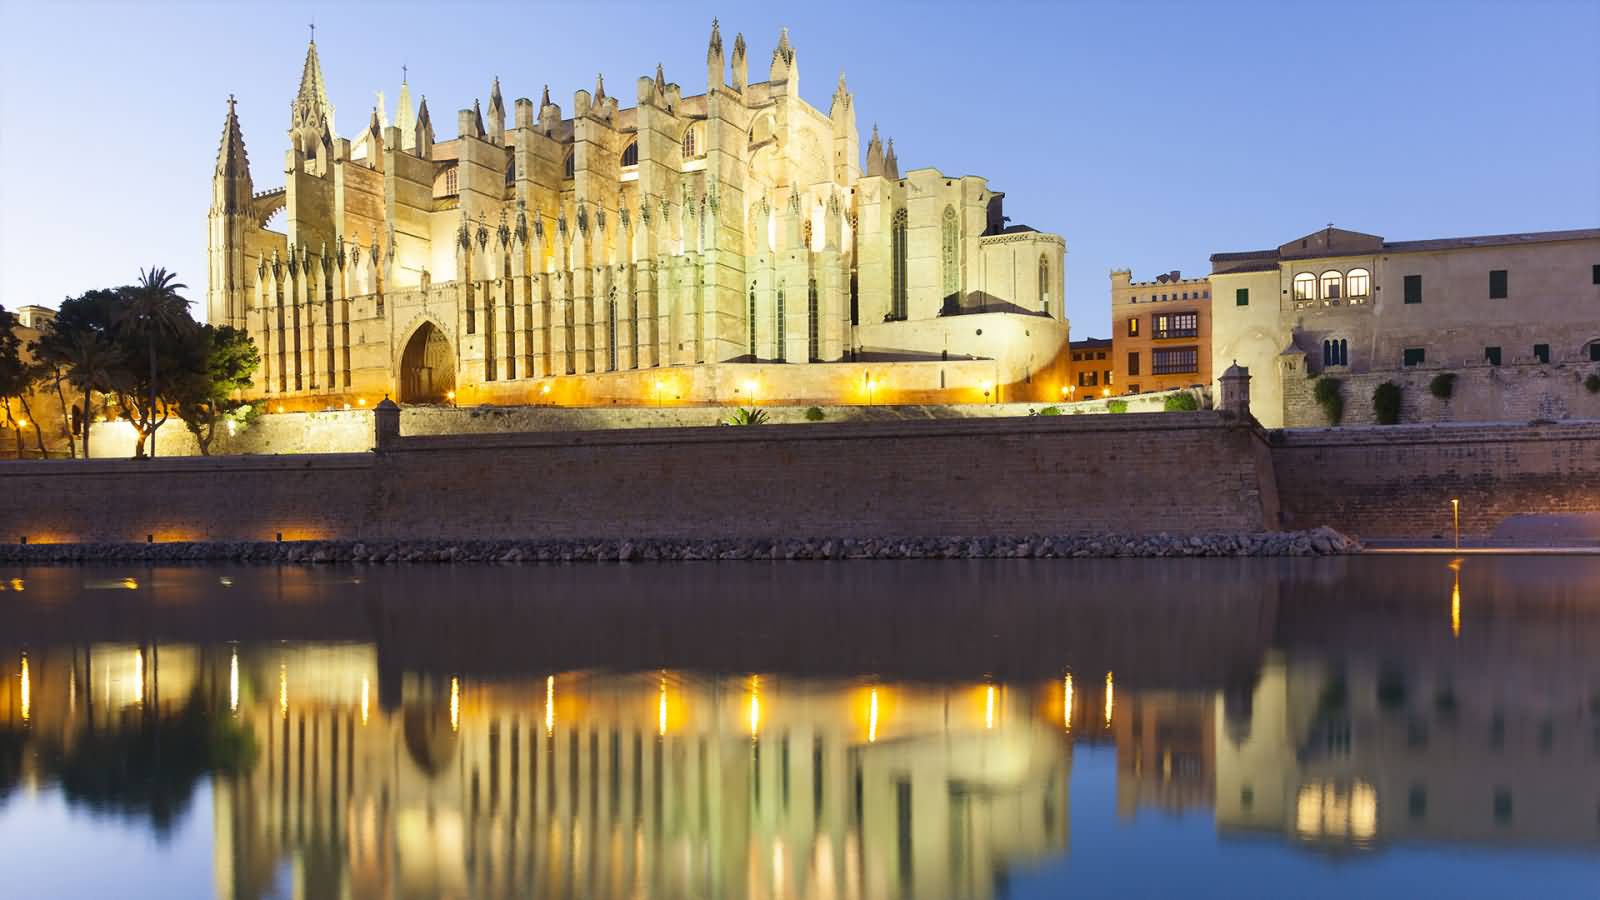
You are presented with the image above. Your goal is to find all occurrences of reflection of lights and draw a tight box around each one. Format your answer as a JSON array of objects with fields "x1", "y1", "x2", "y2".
[
  {"x1": 868, "y1": 688, "x2": 879, "y2": 743},
  {"x1": 219, "y1": 576, "x2": 234, "y2": 587},
  {"x1": 450, "y1": 677, "x2": 460, "y2": 732},
  {"x1": 360, "y1": 677, "x2": 370, "y2": 725},
  {"x1": 1104, "y1": 671, "x2": 1114, "y2": 725},
  {"x1": 229, "y1": 648, "x2": 239, "y2": 713},
  {"x1": 279, "y1": 664, "x2": 287, "y2": 718},
  {"x1": 1296, "y1": 780, "x2": 1378, "y2": 843},
  {"x1": 1449, "y1": 559, "x2": 1462, "y2": 639},
  {"x1": 749, "y1": 676, "x2": 761, "y2": 739},
  {"x1": 1063, "y1": 674, "x2": 1073, "y2": 731},
  {"x1": 545, "y1": 675, "x2": 554, "y2": 735},
  {"x1": 133, "y1": 649, "x2": 144, "y2": 705},
  {"x1": 658, "y1": 677, "x2": 667, "y2": 737},
  {"x1": 985, "y1": 684, "x2": 996, "y2": 730},
  {"x1": 20, "y1": 655, "x2": 29, "y2": 722}
]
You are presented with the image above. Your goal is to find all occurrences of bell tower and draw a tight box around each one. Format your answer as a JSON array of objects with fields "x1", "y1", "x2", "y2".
[{"x1": 207, "y1": 95, "x2": 255, "y2": 328}]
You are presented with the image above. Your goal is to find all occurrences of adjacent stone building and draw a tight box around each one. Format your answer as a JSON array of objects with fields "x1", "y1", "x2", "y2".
[
  {"x1": 1209, "y1": 226, "x2": 1600, "y2": 427},
  {"x1": 1109, "y1": 269, "x2": 1211, "y2": 396},
  {"x1": 1065, "y1": 337, "x2": 1113, "y2": 400},
  {"x1": 208, "y1": 25, "x2": 1069, "y2": 409}
]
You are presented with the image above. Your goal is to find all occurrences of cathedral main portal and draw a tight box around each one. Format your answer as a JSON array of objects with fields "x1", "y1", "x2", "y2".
[{"x1": 399, "y1": 322, "x2": 455, "y2": 403}]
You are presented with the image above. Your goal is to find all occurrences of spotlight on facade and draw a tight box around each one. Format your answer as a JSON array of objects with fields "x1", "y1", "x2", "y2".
[
  {"x1": 541, "y1": 383, "x2": 552, "y2": 395},
  {"x1": 741, "y1": 379, "x2": 760, "y2": 403},
  {"x1": 357, "y1": 397, "x2": 367, "y2": 407}
]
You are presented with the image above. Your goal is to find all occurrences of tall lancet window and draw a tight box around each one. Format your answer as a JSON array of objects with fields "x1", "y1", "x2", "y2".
[
  {"x1": 748, "y1": 283, "x2": 758, "y2": 356},
  {"x1": 776, "y1": 281, "x2": 787, "y2": 362},
  {"x1": 607, "y1": 286, "x2": 619, "y2": 371},
  {"x1": 891, "y1": 208, "x2": 909, "y2": 320},
  {"x1": 808, "y1": 279, "x2": 820, "y2": 362},
  {"x1": 1039, "y1": 254, "x2": 1051, "y2": 315},
  {"x1": 942, "y1": 206, "x2": 960, "y2": 312}
]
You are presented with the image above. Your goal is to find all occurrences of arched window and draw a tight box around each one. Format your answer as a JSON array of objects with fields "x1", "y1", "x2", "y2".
[
  {"x1": 891, "y1": 208, "x2": 909, "y2": 320},
  {"x1": 621, "y1": 141, "x2": 638, "y2": 167},
  {"x1": 1293, "y1": 272, "x2": 1316, "y2": 303},
  {"x1": 1320, "y1": 271, "x2": 1343, "y2": 303},
  {"x1": 748, "y1": 283, "x2": 757, "y2": 356},
  {"x1": 505, "y1": 157, "x2": 516, "y2": 185},
  {"x1": 1038, "y1": 254, "x2": 1051, "y2": 315},
  {"x1": 775, "y1": 281, "x2": 786, "y2": 361},
  {"x1": 1346, "y1": 268, "x2": 1370, "y2": 302},
  {"x1": 682, "y1": 122, "x2": 703, "y2": 159},
  {"x1": 807, "y1": 278, "x2": 820, "y2": 362},
  {"x1": 1322, "y1": 338, "x2": 1349, "y2": 367},
  {"x1": 562, "y1": 151, "x2": 574, "y2": 179},
  {"x1": 941, "y1": 206, "x2": 959, "y2": 311}
]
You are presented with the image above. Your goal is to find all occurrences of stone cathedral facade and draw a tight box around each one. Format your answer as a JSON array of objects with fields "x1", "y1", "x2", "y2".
[{"x1": 207, "y1": 24, "x2": 1069, "y2": 407}]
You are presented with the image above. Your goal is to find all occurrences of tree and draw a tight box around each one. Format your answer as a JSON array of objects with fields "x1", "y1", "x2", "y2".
[
  {"x1": 0, "y1": 306, "x2": 27, "y2": 458},
  {"x1": 32, "y1": 290, "x2": 126, "y2": 461},
  {"x1": 118, "y1": 268, "x2": 196, "y2": 458},
  {"x1": 173, "y1": 325, "x2": 260, "y2": 455}
]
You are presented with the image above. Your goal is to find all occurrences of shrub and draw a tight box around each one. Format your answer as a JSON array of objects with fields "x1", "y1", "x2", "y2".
[
  {"x1": 1586, "y1": 373, "x2": 1600, "y2": 394},
  {"x1": 1428, "y1": 372, "x2": 1457, "y2": 399},
  {"x1": 1106, "y1": 399, "x2": 1129, "y2": 414},
  {"x1": 724, "y1": 407, "x2": 769, "y2": 426},
  {"x1": 1373, "y1": 381, "x2": 1402, "y2": 425},
  {"x1": 1035, "y1": 405, "x2": 1062, "y2": 416},
  {"x1": 803, "y1": 406, "x2": 825, "y2": 422},
  {"x1": 1163, "y1": 392, "x2": 1200, "y2": 412},
  {"x1": 1312, "y1": 377, "x2": 1344, "y2": 426}
]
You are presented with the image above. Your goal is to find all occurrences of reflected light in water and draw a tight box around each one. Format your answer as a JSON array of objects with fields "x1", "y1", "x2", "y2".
[
  {"x1": 19, "y1": 654, "x2": 29, "y2": 722},
  {"x1": 658, "y1": 677, "x2": 667, "y2": 737},
  {"x1": 1296, "y1": 780, "x2": 1379, "y2": 844},
  {"x1": 545, "y1": 675, "x2": 554, "y2": 735},
  {"x1": 133, "y1": 649, "x2": 144, "y2": 705},
  {"x1": 985, "y1": 684, "x2": 996, "y2": 730},
  {"x1": 1104, "y1": 671, "x2": 1114, "y2": 726},
  {"x1": 228, "y1": 648, "x2": 239, "y2": 713},
  {"x1": 1063, "y1": 674, "x2": 1073, "y2": 731},
  {"x1": 360, "y1": 677, "x2": 370, "y2": 725},
  {"x1": 278, "y1": 664, "x2": 287, "y2": 719},
  {"x1": 868, "y1": 688, "x2": 879, "y2": 743},
  {"x1": 749, "y1": 676, "x2": 761, "y2": 739},
  {"x1": 449, "y1": 676, "x2": 460, "y2": 732},
  {"x1": 1449, "y1": 560, "x2": 1463, "y2": 639}
]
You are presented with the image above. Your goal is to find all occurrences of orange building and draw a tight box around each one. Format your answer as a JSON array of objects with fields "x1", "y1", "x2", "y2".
[
  {"x1": 1110, "y1": 269, "x2": 1212, "y2": 395},
  {"x1": 1066, "y1": 337, "x2": 1114, "y2": 400}
]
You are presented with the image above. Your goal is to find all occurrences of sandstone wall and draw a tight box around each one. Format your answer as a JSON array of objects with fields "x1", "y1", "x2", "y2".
[
  {"x1": 1273, "y1": 420, "x2": 1600, "y2": 538},
  {"x1": 1282, "y1": 362, "x2": 1600, "y2": 427},
  {"x1": 9, "y1": 412, "x2": 1270, "y2": 543}
]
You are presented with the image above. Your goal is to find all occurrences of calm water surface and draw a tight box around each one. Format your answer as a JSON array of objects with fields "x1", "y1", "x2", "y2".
[{"x1": 0, "y1": 557, "x2": 1597, "y2": 899}]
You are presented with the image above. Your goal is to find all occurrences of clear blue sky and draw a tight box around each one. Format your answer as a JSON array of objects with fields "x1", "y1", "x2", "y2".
[{"x1": 1, "y1": 0, "x2": 1595, "y2": 338}]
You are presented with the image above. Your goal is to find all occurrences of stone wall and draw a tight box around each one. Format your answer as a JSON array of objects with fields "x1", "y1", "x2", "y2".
[
  {"x1": 86, "y1": 388, "x2": 1201, "y2": 458},
  {"x1": 1283, "y1": 362, "x2": 1600, "y2": 428},
  {"x1": 11, "y1": 412, "x2": 1271, "y2": 543},
  {"x1": 1272, "y1": 420, "x2": 1600, "y2": 538}
]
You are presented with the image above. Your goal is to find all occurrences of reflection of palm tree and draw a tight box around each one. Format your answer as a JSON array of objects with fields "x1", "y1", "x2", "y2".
[
  {"x1": 59, "y1": 331, "x2": 122, "y2": 460},
  {"x1": 119, "y1": 267, "x2": 192, "y2": 457}
]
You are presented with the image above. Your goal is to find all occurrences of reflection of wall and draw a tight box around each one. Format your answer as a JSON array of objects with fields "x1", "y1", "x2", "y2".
[{"x1": 1113, "y1": 690, "x2": 1215, "y2": 819}]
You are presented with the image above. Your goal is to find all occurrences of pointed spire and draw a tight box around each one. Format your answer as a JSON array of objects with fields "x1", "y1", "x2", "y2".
[
  {"x1": 884, "y1": 138, "x2": 899, "y2": 179},
  {"x1": 655, "y1": 63, "x2": 666, "y2": 93},
  {"x1": 865, "y1": 124, "x2": 883, "y2": 177},
  {"x1": 594, "y1": 72, "x2": 605, "y2": 101},
  {"x1": 707, "y1": 18, "x2": 723, "y2": 61},
  {"x1": 414, "y1": 96, "x2": 434, "y2": 158},
  {"x1": 490, "y1": 75, "x2": 504, "y2": 107},
  {"x1": 775, "y1": 27, "x2": 793, "y2": 64},
  {"x1": 294, "y1": 34, "x2": 334, "y2": 132},
  {"x1": 830, "y1": 69, "x2": 851, "y2": 115},
  {"x1": 472, "y1": 98, "x2": 486, "y2": 138},
  {"x1": 215, "y1": 95, "x2": 249, "y2": 178},
  {"x1": 375, "y1": 91, "x2": 389, "y2": 130},
  {"x1": 540, "y1": 84, "x2": 551, "y2": 108},
  {"x1": 396, "y1": 73, "x2": 416, "y2": 151}
]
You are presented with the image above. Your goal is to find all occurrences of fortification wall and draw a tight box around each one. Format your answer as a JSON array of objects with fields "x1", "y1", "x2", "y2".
[
  {"x1": 8, "y1": 413, "x2": 1270, "y2": 543},
  {"x1": 1283, "y1": 363, "x2": 1600, "y2": 427},
  {"x1": 85, "y1": 389, "x2": 1199, "y2": 458},
  {"x1": 1272, "y1": 420, "x2": 1600, "y2": 538}
]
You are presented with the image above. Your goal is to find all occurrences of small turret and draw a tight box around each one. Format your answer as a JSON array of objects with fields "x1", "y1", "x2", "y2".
[
  {"x1": 213, "y1": 95, "x2": 253, "y2": 210},
  {"x1": 487, "y1": 76, "x2": 506, "y2": 145},
  {"x1": 769, "y1": 26, "x2": 797, "y2": 94},
  {"x1": 865, "y1": 125, "x2": 883, "y2": 177},
  {"x1": 884, "y1": 138, "x2": 899, "y2": 179},
  {"x1": 731, "y1": 32, "x2": 748, "y2": 92},
  {"x1": 396, "y1": 67, "x2": 416, "y2": 151},
  {"x1": 414, "y1": 97, "x2": 434, "y2": 159},
  {"x1": 706, "y1": 18, "x2": 724, "y2": 91}
]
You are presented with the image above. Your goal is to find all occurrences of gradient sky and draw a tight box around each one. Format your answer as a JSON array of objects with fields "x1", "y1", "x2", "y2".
[{"x1": 1, "y1": 0, "x2": 1595, "y2": 338}]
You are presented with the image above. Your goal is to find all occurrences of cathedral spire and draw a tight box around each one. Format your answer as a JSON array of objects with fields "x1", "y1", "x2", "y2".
[
  {"x1": 294, "y1": 34, "x2": 334, "y2": 133},
  {"x1": 884, "y1": 138, "x2": 899, "y2": 179},
  {"x1": 396, "y1": 69, "x2": 416, "y2": 151},
  {"x1": 706, "y1": 18, "x2": 724, "y2": 90},
  {"x1": 487, "y1": 76, "x2": 506, "y2": 144},
  {"x1": 414, "y1": 96, "x2": 434, "y2": 159},
  {"x1": 654, "y1": 63, "x2": 666, "y2": 94},
  {"x1": 865, "y1": 124, "x2": 883, "y2": 177},
  {"x1": 540, "y1": 84, "x2": 551, "y2": 108},
  {"x1": 731, "y1": 32, "x2": 748, "y2": 91},
  {"x1": 707, "y1": 18, "x2": 723, "y2": 61},
  {"x1": 830, "y1": 70, "x2": 851, "y2": 115},
  {"x1": 215, "y1": 95, "x2": 250, "y2": 182}
]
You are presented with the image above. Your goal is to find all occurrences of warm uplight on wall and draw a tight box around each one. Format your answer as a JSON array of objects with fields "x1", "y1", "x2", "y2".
[
  {"x1": 275, "y1": 405, "x2": 284, "y2": 414},
  {"x1": 1104, "y1": 671, "x2": 1114, "y2": 726},
  {"x1": 1101, "y1": 388, "x2": 1111, "y2": 398},
  {"x1": 1063, "y1": 674, "x2": 1074, "y2": 731},
  {"x1": 545, "y1": 675, "x2": 555, "y2": 735},
  {"x1": 653, "y1": 380, "x2": 666, "y2": 407},
  {"x1": 985, "y1": 684, "x2": 996, "y2": 730},
  {"x1": 229, "y1": 648, "x2": 239, "y2": 713},
  {"x1": 980, "y1": 380, "x2": 994, "y2": 403},
  {"x1": 740, "y1": 379, "x2": 761, "y2": 404},
  {"x1": 19, "y1": 655, "x2": 29, "y2": 723},
  {"x1": 446, "y1": 390, "x2": 457, "y2": 406},
  {"x1": 868, "y1": 688, "x2": 880, "y2": 743},
  {"x1": 450, "y1": 676, "x2": 460, "y2": 732},
  {"x1": 360, "y1": 677, "x2": 371, "y2": 725},
  {"x1": 1451, "y1": 498, "x2": 1461, "y2": 550},
  {"x1": 357, "y1": 397, "x2": 367, "y2": 407}
]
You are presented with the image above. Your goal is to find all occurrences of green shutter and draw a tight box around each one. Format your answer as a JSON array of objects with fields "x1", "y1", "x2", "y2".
[
  {"x1": 1404, "y1": 275, "x2": 1422, "y2": 304},
  {"x1": 1235, "y1": 288, "x2": 1248, "y2": 306},
  {"x1": 1489, "y1": 269, "x2": 1508, "y2": 299}
]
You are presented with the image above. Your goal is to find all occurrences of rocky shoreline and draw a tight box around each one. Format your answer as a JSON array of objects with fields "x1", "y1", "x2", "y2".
[{"x1": 0, "y1": 528, "x2": 1360, "y2": 564}]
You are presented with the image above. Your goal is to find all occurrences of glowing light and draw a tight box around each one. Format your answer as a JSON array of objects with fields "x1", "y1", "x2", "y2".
[
  {"x1": 228, "y1": 648, "x2": 239, "y2": 713},
  {"x1": 446, "y1": 390, "x2": 456, "y2": 402},
  {"x1": 741, "y1": 379, "x2": 760, "y2": 403},
  {"x1": 357, "y1": 397, "x2": 367, "y2": 407},
  {"x1": 868, "y1": 688, "x2": 879, "y2": 743},
  {"x1": 541, "y1": 383, "x2": 552, "y2": 395},
  {"x1": 279, "y1": 664, "x2": 287, "y2": 718},
  {"x1": 980, "y1": 380, "x2": 993, "y2": 393},
  {"x1": 545, "y1": 675, "x2": 554, "y2": 735},
  {"x1": 275, "y1": 405, "x2": 284, "y2": 414},
  {"x1": 133, "y1": 649, "x2": 144, "y2": 705},
  {"x1": 658, "y1": 677, "x2": 668, "y2": 737},
  {"x1": 449, "y1": 676, "x2": 460, "y2": 732},
  {"x1": 342, "y1": 403, "x2": 351, "y2": 411},
  {"x1": 985, "y1": 684, "x2": 996, "y2": 730},
  {"x1": 19, "y1": 655, "x2": 29, "y2": 723},
  {"x1": 15, "y1": 420, "x2": 26, "y2": 429},
  {"x1": 226, "y1": 419, "x2": 237, "y2": 437},
  {"x1": 360, "y1": 677, "x2": 370, "y2": 725},
  {"x1": 1101, "y1": 387, "x2": 1111, "y2": 397},
  {"x1": 749, "y1": 676, "x2": 761, "y2": 739},
  {"x1": 219, "y1": 576, "x2": 234, "y2": 587},
  {"x1": 1104, "y1": 671, "x2": 1114, "y2": 726},
  {"x1": 1450, "y1": 560, "x2": 1462, "y2": 638},
  {"x1": 1063, "y1": 674, "x2": 1074, "y2": 731},
  {"x1": 1060, "y1": 385, "x2": 1070, "y2": 397}
]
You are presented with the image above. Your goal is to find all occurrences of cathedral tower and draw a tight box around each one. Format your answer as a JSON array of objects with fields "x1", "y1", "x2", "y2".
[{"x1": 207, "y1": 96, "x2": 255, "y2": 328}]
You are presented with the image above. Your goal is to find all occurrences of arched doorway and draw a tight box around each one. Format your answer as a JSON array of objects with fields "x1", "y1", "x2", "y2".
[{"x1": 399, "y1": 322, "x2": 455, "y2": 403}]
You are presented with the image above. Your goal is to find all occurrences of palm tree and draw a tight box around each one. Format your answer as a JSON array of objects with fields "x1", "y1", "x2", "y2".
[
  {"x1": 60, "y1": 330, "x2": 122, "y2": 461},
  {"x1": 119, "y1": 268, "x2": 193, "y2": 457}
]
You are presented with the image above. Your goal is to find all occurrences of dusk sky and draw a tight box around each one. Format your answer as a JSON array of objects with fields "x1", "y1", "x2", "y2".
[{"x1": 1, "y1": 0, "x2": 1595, "y2": 338}]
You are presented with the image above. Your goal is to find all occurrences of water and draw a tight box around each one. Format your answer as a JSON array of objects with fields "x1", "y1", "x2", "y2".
[{"x1": 0, "y1": 557, "x2": 1597, "y2": 899}]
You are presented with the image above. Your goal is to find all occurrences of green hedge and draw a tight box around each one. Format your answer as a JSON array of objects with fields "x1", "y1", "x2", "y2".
[
  {"x1": 1312, "y1": 377, "x2": 1344, "y2": 425},
  {"x1": 1373, "y1": 381, "x2": 1402, "y2": 425}
]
